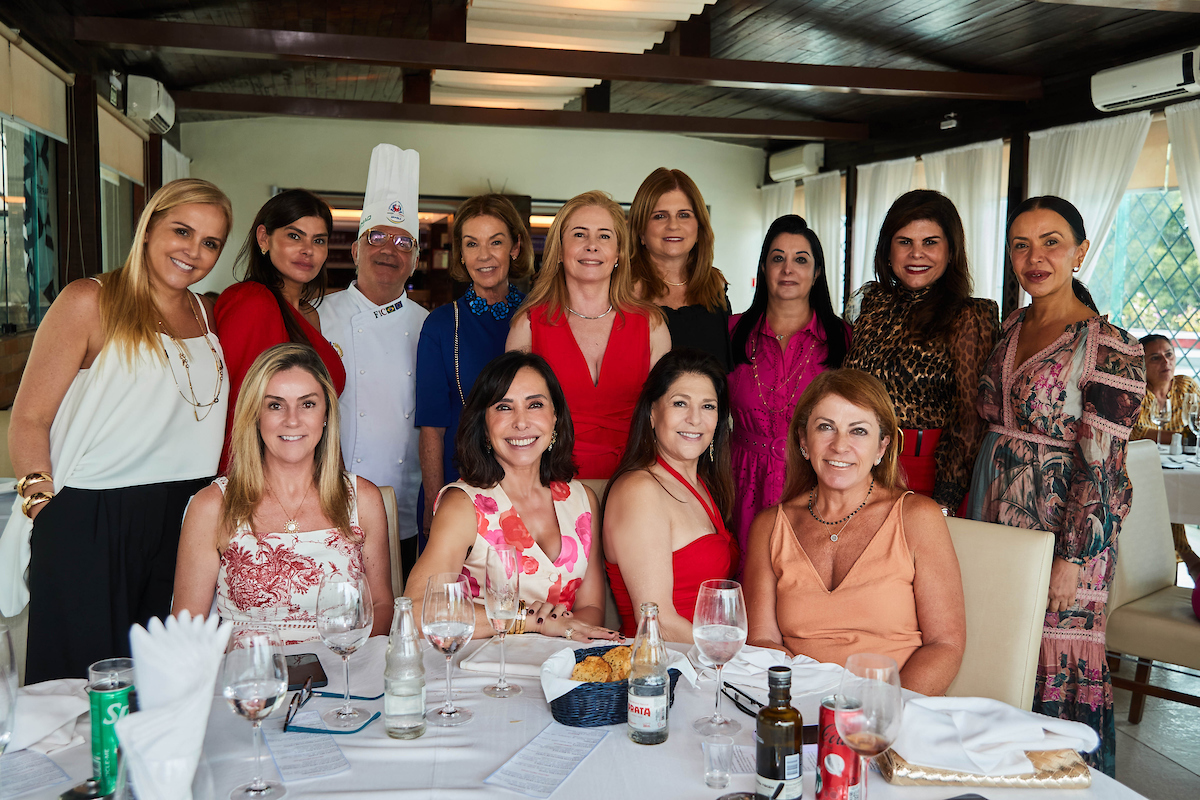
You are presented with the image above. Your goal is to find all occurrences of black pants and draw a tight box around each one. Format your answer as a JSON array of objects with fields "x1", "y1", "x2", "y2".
[{"x1": 25, "y1": 478, "x2": 210, "y2": 683}]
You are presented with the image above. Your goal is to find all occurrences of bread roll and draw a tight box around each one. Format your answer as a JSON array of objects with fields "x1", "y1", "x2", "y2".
[{"x1": 570, "y1": 655, "x2": 613, "y2": 682}]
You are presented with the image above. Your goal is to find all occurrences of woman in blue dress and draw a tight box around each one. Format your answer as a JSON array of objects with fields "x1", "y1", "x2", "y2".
[{"x1": 416, "y1": 194, "x2": 531, "y2": 541}]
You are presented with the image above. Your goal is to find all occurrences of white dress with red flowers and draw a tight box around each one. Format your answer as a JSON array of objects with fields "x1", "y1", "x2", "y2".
[
  {"x1": 214, "y1": 473, "x2": 366, "y2": 645},
  {"x1": 438, "y1": 479, "x2": 592, "y2": 610}
]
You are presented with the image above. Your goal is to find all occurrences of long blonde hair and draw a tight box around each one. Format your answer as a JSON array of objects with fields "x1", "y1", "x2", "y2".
[
  {"x1": 98, "y1": 179, "x2": 233, "y2": 364},
  {"x1": 221, "y1": 343, "x2": 354, "y2": 549},
  {"x1": 518, "y1": 190, "x2": 660, "y2": 324}
]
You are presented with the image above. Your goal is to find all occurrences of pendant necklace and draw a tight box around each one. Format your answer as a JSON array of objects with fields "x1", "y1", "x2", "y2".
[
  {"x1": 267, "y1": 480, "x2": 312, "y2": 534},
  {"x1": 809, "y1": 478, "x2": 874, "y2": 542}
]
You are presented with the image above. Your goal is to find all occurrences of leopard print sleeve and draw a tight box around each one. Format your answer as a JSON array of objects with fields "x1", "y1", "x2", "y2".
[{"x1": 932, "y1": 297, "x2": 1000, "y2": 510}]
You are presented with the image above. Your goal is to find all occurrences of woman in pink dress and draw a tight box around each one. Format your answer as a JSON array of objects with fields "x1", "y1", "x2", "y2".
[{"x1": 728, "y1": 215, "x2": 851, "y2": 564}]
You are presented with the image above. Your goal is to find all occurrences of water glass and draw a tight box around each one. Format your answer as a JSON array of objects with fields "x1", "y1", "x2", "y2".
[
  {"x1": 692, "y1": 579, "x2": 747, "y2": 735},
  {"x1": 422, "y1": 572, "x2": 476, "y2": 726},
  {"x1": 221, "y1": 624, "x2": 288, "y2": 800},
  {"x1": 316, "y1": 572, "x2": 373, "y2": 729},
  {"x1": 703, "y1": 734, "x2": 734, "y2": 789},
  {"x1": 0, "y1": 627, "x2": 16, "y2": 755}
]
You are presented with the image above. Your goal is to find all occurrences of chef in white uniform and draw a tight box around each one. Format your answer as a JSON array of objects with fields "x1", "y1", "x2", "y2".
[{"x1": 320, "y1": 143, "x2": 428, "y2": 576}]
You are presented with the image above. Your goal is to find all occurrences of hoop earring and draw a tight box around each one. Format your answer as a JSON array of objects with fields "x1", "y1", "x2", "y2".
[{"x1": 548, "y1": 431, "x2": 557, "y2": 451}]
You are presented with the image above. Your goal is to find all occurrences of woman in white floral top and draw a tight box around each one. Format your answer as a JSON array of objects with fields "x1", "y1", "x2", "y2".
[
  {"x1": 405, "y1": 351, "x2": 620, "y2": 642},
  {"x1": 173, "y1": 343, "x2": 393, "y2": 643}
]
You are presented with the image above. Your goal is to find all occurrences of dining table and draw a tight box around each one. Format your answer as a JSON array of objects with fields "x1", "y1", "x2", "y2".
[
  {"x1": 21, "y1": 633, "x2": 1149, "y2": 800},
  {"x1": 1160, "y1": 447, "x2": 1200, "y2": 526}
]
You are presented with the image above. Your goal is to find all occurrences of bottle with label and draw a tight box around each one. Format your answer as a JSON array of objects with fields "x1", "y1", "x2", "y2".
[
  {"x1": 384, "y1": 596, "x2": 426, "y2": 739},
  {"x1": 756, "y1": 665, "x2": 804, "y2": 799},
  {"x1": 627, "y1": 602, "x2": 669, "y2": 745}
]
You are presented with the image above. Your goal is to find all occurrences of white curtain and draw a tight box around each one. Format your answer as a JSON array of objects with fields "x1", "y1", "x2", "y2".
[
  {"x1": 802, "y1": 171, "x2": 845, "y2": 313},
  {"x1": 1027, "y1": 112, "x2": 1151, "y2": 287},
  {"x1": 850, "y1": 157, "x2": 915, "y2": 295},
  {"x1": 761, "y1": 179, "x2": 796, "y2": 238},
  {"x1": 162, "y1": 141, "x2": 191, "y2": 183},
  {"x1": 1166, "y1": 99, "x2": 1200, "y2": 257},
  {"x1": 923, "y1": 139, "x2": 1005, "y2": 303}
]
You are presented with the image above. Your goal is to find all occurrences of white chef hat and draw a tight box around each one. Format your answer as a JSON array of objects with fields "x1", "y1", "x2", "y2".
[{"x1": 358, "y1": 144, "x2": 419, "y2": 237}]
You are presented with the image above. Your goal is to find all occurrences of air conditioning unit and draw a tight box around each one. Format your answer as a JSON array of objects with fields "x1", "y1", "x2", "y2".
[
  {"x1": 768, "y1": 143, "x2": 825, "y2": 182},
  {"x1": 1091, "y1": 47, "x2": 1200, "y2": 112},
  {"x1": 126, "y1": 75, "x2": 176, "y2": 134}
]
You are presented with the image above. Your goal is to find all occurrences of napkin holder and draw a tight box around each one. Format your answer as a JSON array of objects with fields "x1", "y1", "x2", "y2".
[{"x1": 876, "y1": 748, "x2": 1092, "y2": 789}]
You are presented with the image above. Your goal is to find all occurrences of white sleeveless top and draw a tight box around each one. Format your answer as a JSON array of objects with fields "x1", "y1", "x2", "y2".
[
  {"x1": 215, "y1": 474, "x2": 365, "y2": 645},
  {"x1": 52, "y1": 292, "x2": 228, "y2": 490}
]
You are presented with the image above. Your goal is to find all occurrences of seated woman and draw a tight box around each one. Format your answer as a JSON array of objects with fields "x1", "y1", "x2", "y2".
[
  {"x1": 744, "y1": 369, "x2": 966, "y2": 696},
  {"x1": 405, "y1": 351, "x2": 620, "y2": 642},
  {"x1": 603, "y1": 349, "x2": 738, "y2": 642},
  {"x1": 172, "y1": 343, "x2": 393, "y2": 643}
]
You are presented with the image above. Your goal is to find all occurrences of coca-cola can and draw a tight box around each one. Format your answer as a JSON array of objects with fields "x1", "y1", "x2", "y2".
[{"x1": 817, "y1": 695, "x2": 862, "y2": 800}]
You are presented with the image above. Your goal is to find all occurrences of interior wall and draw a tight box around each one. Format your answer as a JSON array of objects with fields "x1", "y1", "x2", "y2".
[{"x1": 182, "y1": 116, "x2": 767, "y2": 313}]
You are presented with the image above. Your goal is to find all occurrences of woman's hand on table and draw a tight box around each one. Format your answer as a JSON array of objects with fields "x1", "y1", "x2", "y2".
[
  {"x1": 1048, "y1": 557, "x2": 1082, "y2": 613},
  {"x1": 525, "y1": 601, "x2": 621, "y2": 642}
]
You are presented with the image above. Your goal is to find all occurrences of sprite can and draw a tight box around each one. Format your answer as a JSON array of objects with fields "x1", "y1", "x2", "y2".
[{"x1": 87, "y1": 657, "x2": 134, "y2": 795}]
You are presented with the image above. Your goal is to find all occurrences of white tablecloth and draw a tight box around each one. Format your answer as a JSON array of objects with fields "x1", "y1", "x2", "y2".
[
  {"x1": 31, "y1": 636, "x2": 1146, "y2": 800},
  {"x1": 1161, "y1": 452, "x2": 1200, "y2": 525}
]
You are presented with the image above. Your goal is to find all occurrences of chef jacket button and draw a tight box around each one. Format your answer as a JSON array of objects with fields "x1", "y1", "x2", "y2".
[
  {"x1": 405, "y1": 412, "x2": 411, "y2": 419},
  {"x1": 357, "y1": 328, "x2": 363, "y2": 333},
  {"x1": 360, "y1": 369, "x2": 365, "y2": 374},
  {"x1": 359, "y1": 412, "x2": 366, "y2": 417},
  {"x1": 406, "y1": 371, "x2": 412, "y2": 376},
  {"x1": 355, "y1": 458, "x2": 362, "y2": 463}
]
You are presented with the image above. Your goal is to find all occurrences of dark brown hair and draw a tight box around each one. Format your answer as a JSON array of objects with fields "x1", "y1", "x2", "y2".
[
  {"x1": 872, "y1": 189, "x2": 972, "y2": 343},
  {"x1": 628, "y1": 168, "x2": 726, "y2": 312},
  {"x1": 780, "y1": 369, "x2": 904, "y2": 503},
  {"x1": 1006, "y1": 195, "x2": 1098, "y2": 313},
  {"x1": 235, "y1": 189, "x2": 334, "y2": 344},
  {"x1": 603, "y1": 349, "x2": 734, "y2": 524},
  {"x1": 455, "y1": 351, "x2": 577, "y2": 487},
  {"x1": 449, "y1": 194, "x2": 534, "y2": 283}
]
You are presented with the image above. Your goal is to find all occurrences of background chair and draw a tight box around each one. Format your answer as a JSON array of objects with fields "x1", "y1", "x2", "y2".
[
  {"x1": 379, "y1": 485, "x2": 402, "y2": 598},
  {"x1": 1107, "y1": 439, "x2": 1200, "y2": 723},
  {"x1": 576, "y1": 478, "x2": 621, "y2": 631},
  {"x1": 945, "y1": 516, "x2": 1055, "y2": 709}
]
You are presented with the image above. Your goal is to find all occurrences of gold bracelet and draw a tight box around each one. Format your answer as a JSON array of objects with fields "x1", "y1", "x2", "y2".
[
  {"x1": 17, "y1": 472, "x2": 52, "y2": 495},
  {"x1": 21, "y1": 491, "x2": 54, "y2": 518},
  {"x1": 510, "y1": 600, "x2": 527, "y2": 635}
]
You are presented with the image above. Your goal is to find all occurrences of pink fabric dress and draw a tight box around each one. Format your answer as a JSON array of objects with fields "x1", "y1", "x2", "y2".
[{"x1": 728, "y1": 313, "x2": 847, "y2": 568}]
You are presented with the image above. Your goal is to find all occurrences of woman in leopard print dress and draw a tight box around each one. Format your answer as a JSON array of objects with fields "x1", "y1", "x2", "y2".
[{"x1": 844, "y1": 190, "x2": 998, "y2": 513}]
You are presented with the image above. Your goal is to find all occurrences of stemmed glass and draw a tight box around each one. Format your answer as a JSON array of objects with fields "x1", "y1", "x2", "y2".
[
  {"x1": 692, "y1": 579, "x2": 748, "y2": 735},
  {"x1": 483, "y1": 545, "x2": 522, "y2": 698},
  {"x1": 833, "y1": 653, "x2": 904, "y2": 800},
  {"x1": 1, "y1": 627, "x2": 16, "y2": 755},
  {"x1": 221, "y1": 624, "x2": 288, "y2": 800},
  {"x1": 1152, "y1": 396, "x2": 1172, "y2": 446},
  {"x1": 422, "y1": 572, "x2": 476, "y2": 726},
  {"x1": 316, "y1": 572, "x2": 373, "y2": 729},
  {"x1": 1184, "y1": 393, "x2": 1200, "y2": 464}
]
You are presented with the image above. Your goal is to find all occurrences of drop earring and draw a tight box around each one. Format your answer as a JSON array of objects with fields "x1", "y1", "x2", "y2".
[
  {"x1": 801, "y1": 447, "x2": 809, "y2": 459},
  {"x1": 260, "y1": 247, "x2": 268, "y2": 255},
  {"x1": 708, "y1": 440, "x2": 715, "y2": 461},
  {"x1": 548, "y1": 431, "x2": 557, "y2": 451},
  {"x1": 485, "y1": 439, "x2": 493, "y2": 453}
]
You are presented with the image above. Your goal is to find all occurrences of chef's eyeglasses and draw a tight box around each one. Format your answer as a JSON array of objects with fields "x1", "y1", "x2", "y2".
[
  {"x1": 283, "y1": 676, "x2": 383, "y2": 735},
  {"x1": 364, "y1": 228, "x2": 417, "y2": 252}
]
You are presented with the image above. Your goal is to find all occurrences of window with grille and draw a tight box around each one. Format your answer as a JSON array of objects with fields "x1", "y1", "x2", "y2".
[{"x1": 1092, "y1": 188, "x2": 1200, "y2": 378}]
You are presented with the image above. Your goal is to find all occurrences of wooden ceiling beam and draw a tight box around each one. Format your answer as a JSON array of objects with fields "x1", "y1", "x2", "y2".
[
  {"x1": 172, "y1": 90, "x2": 870, "y2": 140},
  {"x1": 1032, "y1": 0, "x2": 1200, "y2": 11},
  {"x1": 74, "y1": 16, "x2": 1042, "y2": 102}
]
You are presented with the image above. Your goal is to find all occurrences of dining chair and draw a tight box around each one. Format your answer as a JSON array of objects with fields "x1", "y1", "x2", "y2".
[
  {"x1": 379, "y1": 484, "x2": 402, "y2": 598},
  {"x1": 1107, "y1": 439, "x2": 1200, "y2": 723},
  {"x1": 944, "y1": 516, "x2": 1055, "y2": 709}
]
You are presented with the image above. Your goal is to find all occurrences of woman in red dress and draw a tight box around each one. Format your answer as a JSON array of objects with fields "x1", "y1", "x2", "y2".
[
  {"x1": 507, "y1": 190, "x2": 670, "y2": 480},
  {"x1": 602, "y1": 349, "x2": 738, "y2": 641},
  {"x1": 215, "y1": 190, "x2": 347, "y2": 469}
]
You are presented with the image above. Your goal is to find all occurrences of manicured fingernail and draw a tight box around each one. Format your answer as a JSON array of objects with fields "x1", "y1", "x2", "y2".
[
  {"x1": 537, "y1": 617, "x2": 544, "y2": 624},
  {"x1": 550, "y1": 613, "x2": 557, "y2": 619}
]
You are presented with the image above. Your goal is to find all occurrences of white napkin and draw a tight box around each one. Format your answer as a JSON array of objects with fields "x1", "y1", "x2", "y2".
[
  {"x1": 689, "y1": 644, "x2": 846, "y2": 694},
  {"x1": 890, "y1": 696, "x2": 1101, "y2": 776},
  {"x1": 114, "y1": 611, "x2": 233, "y2": 800},
  {"x1": 7, "y1": 678, "x2": 89, "y2": 753},
  {"x1": 460, "y1": 634, "x2": 593, "y2": 678},
  {"x1": 539, "y1": 646, "x2": 697, "y2": 702}
]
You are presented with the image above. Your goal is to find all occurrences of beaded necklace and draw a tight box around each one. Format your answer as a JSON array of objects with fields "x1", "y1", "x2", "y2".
[
  {"x1": 750, "y1": 318, "x2": 814, "y2": 414},
  {"x1": 466, "y1": 283, "x2": 523, "y2": 321}
]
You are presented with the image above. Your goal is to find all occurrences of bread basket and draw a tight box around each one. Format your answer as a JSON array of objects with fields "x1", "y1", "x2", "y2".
[{"x1": 548, "y1": 645, "x2": 682, "y2": 728}]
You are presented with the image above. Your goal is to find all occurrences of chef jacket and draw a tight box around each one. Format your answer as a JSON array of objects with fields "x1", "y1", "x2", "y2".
[{"x1": 319, "y1": 282, "x2": 428, "y2": 540}]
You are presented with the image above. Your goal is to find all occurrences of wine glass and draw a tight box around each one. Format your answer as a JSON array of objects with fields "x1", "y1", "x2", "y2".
[
  {"x1": 316, "y1": 572, "x2": 373, "y2": 729},
  {"x1": 1152, "y1": 396, "x2": 1172, "y2": 445},
  {"x1": 833, "y1": 653, "x2": 904, "y2": 800},
  {"x1": 422, "y1": 572, "x2": 476, "y2": 726},
  {"x1": 221, "y1": 624, "x2": 288, "y2": 800},
  {"x1": 692, "y1": 579, "x2": 748, "y2": 735},
  {"x1": 1189, "y1": 402, "x2": 1200, "y2": 465},
  {"x1": 483, "y1": 546, "x2": 521, "y2": 698},
  {"x1": 1, "y1": 627, "x2": 16, "y2": 755}
]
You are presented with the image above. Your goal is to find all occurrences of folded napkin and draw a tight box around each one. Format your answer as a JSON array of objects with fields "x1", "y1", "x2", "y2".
[
  {"x1": 7, "y1": 678, "x2": 89, "y2": 753},
  {"x1": 114, "y1": 611, "x2": 233, "y2": 800},
  {"x1": 460, "y1": 633, "x2": 597, "y2": 678},
  {"x1": 688, "y1": 644, "x2": 846, "y2": 695},
  {"x1": 890, "y1": 696, "x2": 1101, "y2": 777},
  {"x1": 539, "y1": 645, "x2": 697, "y2": 702}
]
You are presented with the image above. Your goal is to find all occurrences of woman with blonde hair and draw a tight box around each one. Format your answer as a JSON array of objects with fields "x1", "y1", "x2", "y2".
[
  {"x1": 508, "y1": 190, "x2": 671, "y2": 480},
  {"x1": 744, "y1": 369, "x2": 965, "y2": 696},
  {"x1": 173, "y1": 343, "x2": 392, "y2": 643},
  {"x1": 417, "y1": 194, "x2": 532, "y2": 539},
  {"x1": 5, "y1": 179, "x2": 232, "y2": 682},
  {"x1": 629, "y1": 168, "x2": 731, "y2": 369}
]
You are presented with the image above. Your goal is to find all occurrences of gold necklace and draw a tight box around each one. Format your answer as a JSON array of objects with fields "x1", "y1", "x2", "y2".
[
  {"x1": 158, "y1": 293, "x2": 224, "y2": 422},
  {"x1": 266, "y1": 480, "x2": 312, "y2": 534},
  {"x1": 750, "y1": 324, "x2": 813, "y2": 414}
]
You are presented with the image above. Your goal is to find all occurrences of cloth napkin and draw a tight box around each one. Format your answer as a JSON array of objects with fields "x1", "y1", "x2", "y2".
[
  {"x1": 689, "y1": 643, "x2": 846, "y2": 695},
  {"x1": 460, "y1": 634, "x2": 595, "y2": 678},
  {"x1": 890, "y1": 696, "x2": 1101, "y2": 776},
  {"x1": 539, "y1": 645, "x2": 697, "y2": 702},
  {"x1": 114, "y1": 611, "x2": 233, "y2": 800},
  {"x1": 7, "y1": 678, "x2": 89, "y2": 753}
]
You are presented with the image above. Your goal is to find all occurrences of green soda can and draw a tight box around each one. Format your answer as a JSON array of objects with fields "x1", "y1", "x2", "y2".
[{"x1": 87, "y1": 657, "x2": 135, "y2": 795}]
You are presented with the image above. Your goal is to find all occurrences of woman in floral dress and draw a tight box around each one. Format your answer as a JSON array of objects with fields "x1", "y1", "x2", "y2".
[{"x1": 968, "y1": 196, "x2": 1146, "y2": 775}]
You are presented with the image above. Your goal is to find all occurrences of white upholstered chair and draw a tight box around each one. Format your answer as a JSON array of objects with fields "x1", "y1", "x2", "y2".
[
  {"x1": 944, "y1": 516, "x2": 1055, "y2": 709},
  {"x1": 379, "y1": 485, "x2": 402, "y2": 598},
  {"x1": 1107, "y1": 439, "x2": 1200, "y2": 723}
]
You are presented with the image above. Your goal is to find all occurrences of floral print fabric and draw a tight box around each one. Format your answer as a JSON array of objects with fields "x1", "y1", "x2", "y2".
[
  {"x1": 969, "y1": 310, "x2": 1146, "y2": 776},
  {"x1": 440, "y1": 478, "x2": 593, "y2": 610},
  {"x1": 215, "y1": 474, "x2": 365, "y2": 645}
]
